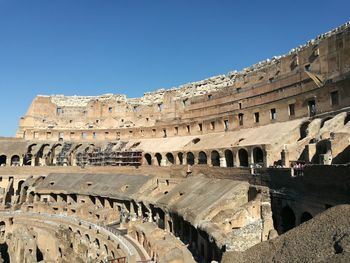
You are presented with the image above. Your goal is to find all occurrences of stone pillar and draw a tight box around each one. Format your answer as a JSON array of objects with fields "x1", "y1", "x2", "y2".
[
  {"x1": 137, "y1": 203, "x2": 143, "y2": 218},
  {"x1": 160, "y1": 159, "x2": 167, "y2": 167},
  {"x1": 281, "y1": 149, "x2": 290, "y2": 167},
  {"x1": 147, "y1": 208, "x2": 153, "y2": 223},
  {"x1": 72, "y1": 154, "x2": 77, "y2": 166},
  {"x1": 219, "y1": 157, "x2": 227, "y2": 167},
  {"x1": 104, "y1": 198, "x2": 112, "y2": 209},
  {"x1": 175, "y1": 153, "x2": 180, "y2": 165},
  {"x1": 182, "y1": 155, "x2": 187, "y2": 165},
  {"x1": 306, "y1": 143, "x2": 316, "y2": 163},
  {"x1": 249, "y1": 149, "x2": 254, "y2": 166},
  {"x1": 152, "y1": 157, "x2": 157, "y2": 166},
  {"x1": 130, "y1": 202, "x2": 137, "y2": 221},
  {"x1": 31, "y1": 156, "x2": 35, "y2": 167},
  {"x1": 19, "y1": 157, "x2": 24, "y2": 166}
]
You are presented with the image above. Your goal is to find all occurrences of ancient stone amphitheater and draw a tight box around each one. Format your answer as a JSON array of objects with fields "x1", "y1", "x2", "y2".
[{"x1": 0, "y1": 22, "x2": 350, "y2": 263}]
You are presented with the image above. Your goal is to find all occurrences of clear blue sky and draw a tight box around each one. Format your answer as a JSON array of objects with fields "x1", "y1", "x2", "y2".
[{"x1": 0, "y1": 0, "x2": 349, "y2": 136}]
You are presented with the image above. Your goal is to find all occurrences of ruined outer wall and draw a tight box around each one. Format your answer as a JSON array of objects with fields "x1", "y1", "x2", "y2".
[{"x1": 17, "y1": 23, "x2": 350, "y2": 142}]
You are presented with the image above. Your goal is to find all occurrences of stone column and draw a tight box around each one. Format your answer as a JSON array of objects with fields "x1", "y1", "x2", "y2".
[
  {"x1": 130, "y1": 202, "x2": 137, "y2": 221},
  {"x1": 160, "y1": 159, "x2": 167, "y2": 167},
  {"x1": 306, "y1": 143, "x2": 316, "y2": 163},
  {"x1": 137, "y1": 203, "x2": 143, "y2": 218},
  {"x1": 219, "y1": 157, "x2": 227, "y2": 167}
]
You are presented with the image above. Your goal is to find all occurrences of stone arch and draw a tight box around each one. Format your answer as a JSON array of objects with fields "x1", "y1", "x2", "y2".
[
  {"x1": 198, "y1": 151, "x2": 207, "y2": 165},
  {"x1": 35, "y1": 144, "x2": 50, "y2": 166},
  {"x1": 177, "y1": 152, "x2": 184, "y2": 165},
  {"x1": 238, "y1": 148, "x2": 249, "y2": 167},
  {"x1": 300, "y1": 211, "x2": 313, "y2": 224},
  {"x1": 253, "y1": 147, "x2": 264, "y2": 164},
  {"x1": 186, "y1": 152, "x2": 195, "y2": 165},
  {"x1": 0, "y1": 155, "x2": 7, "y2": 166},
  {"x1": 84, "y1": 233, "x2": 90, "y2": 242},
  {"x1": 211, "y1": 150, "x2": 220, "y2": 167},
  {"x1": 281, "y1": 205, "x2": 296, "y2": 233},
  {"x1": 10, "y1": 155, "x2": 20, "y2": 166},
  {"x1": 166, "y1": 153, "x2": 175, "y2": 165},
  {"x1": 224, "y1": 149, "x2": 234, "y2": 167},
  {"x1": 155, "y1": 153, "x2": 162, "y2": 166},
  {"x1": 49, "y1": 143, "x2": 62, "y2": 165},
  {"x1": 24, "y1": 144, "x2": 37, "y2": 165},
  {"x1": 144, "y1": 153, "x2": 152, "y2": 165}
]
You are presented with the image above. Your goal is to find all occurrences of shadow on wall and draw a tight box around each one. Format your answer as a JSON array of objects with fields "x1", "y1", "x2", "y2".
[{"x1": 332, "y1": 145, "x2": 350, "y2": 164}]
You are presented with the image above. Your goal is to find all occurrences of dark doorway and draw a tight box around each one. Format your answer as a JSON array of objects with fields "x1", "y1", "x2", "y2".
[
  {"x1": 308, "y1": 99, "x2": 316, "y2": 117},
  {"x1": 36, "y1": 247, "x2": 44, "y2": 261},
  {"x1": 144, "y1": 153, "x2": 152, "y2": 165},
  {"x1": 155, "y1": 153, "x2": 162, "y2": 166},
  {"x1": 211, "y1": 151, "x2": 220, "y2": 167},
  {"x1": 177, "y1": 153, "x2": 184, "y2": 165},
  {"x1": 198, "y1": 151, "x2": 207, "y2": 165},
  {"x1": 0, "y1": 155, "x2": 6, "y2": 166},
  {"x1": 224, "y1": 150, "x2": 234, "y2": 167},
  {"x1": 186, "y1": 152, "x2": 195, "y2": 165},
  {"x1": 300, "y1": 211, "x2": 313, "y2": 224},
  {"x1": 281, "y1": 206, "x2": 296, "y2": 233},
  {"x1": 166, "y1": 153, "x2": 174, "y2": 165},
  {"x1": 238, "y1": 149, "x2": 248, "y2": 167},
  {"x1": 253, "y1": 147, "x2": 264, "y2": 164}
]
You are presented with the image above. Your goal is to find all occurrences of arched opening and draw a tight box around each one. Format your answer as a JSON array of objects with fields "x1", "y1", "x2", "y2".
[
  {"x1": 177, "y1": 152, "x2": 184, "y2": 165},
  {"x1": 281, "y1": 205, "x2": 296, "y2": 233},
  {"x1": 155, "y1": 153, "x2": 162, "y2": 166},
  {"x1": 0, "y1": 155, "x2": 6, "y2": 166},
  {"x1": 238, "y1": 149, "x2": 249, "y2": 167},
  {"x1": 300, "y1": 211, "x2": 313, "y2": 224},
  {"x1": 166, "y1": 153, "x2": 175, "y2": 165},
  {"x1": 85, "y1": 234, "x2": 90, "y2": 242},
  {"x1": 186, "y1": 152, "x2": 195, "y2": 165},
  {"x1": 211, "y1": 151, "x2": 220, "y2": 167},
  {"x1": 24, "y1": 144, "x2": 37, "y2": 166},
  {"x1": 10, "y1": 155, "x2": 20, "y2": 166},
  {"x1": 16, "y1": 180, "x2": 25, "y2": 195},
  {"x1": 253, "y1": 147, "x2": 264, "y2": 165},
  {"x1": 144, "y1": 153, "x2": 152, "y2": 165},
  {"x1": 198, "y1": 151, "x2": 207, "y2": 165},
  {"x1": 311, "y1": 139, "x2": 329, "y2": 164},
  {"x1": 298, "y1": 121, "x2": 310, "y2": 141},
  {"x1": 224, "y1": 149, "x2": 234, "y2": 167},
  {"x1": 35, "y1": 144, "x2": 50, "y2": 166}
]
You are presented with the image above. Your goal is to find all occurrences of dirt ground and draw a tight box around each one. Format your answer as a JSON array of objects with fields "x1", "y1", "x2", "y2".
[{"x1": 222, "y1": 204, "x2": 350, "y2": 263}]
